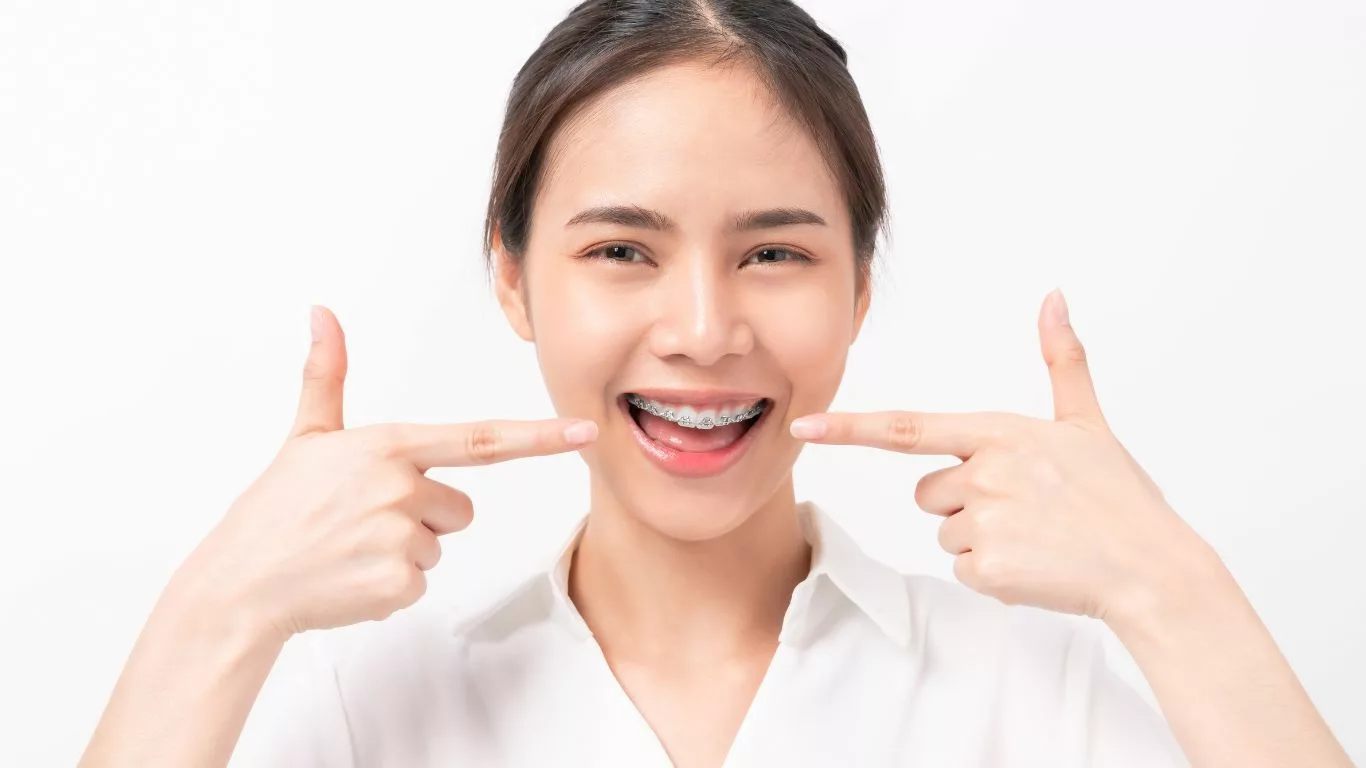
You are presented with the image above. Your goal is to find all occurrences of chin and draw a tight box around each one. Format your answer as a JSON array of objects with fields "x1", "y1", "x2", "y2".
[
  {"x1": 586, "y1": 449, "x2": 800, "y2": 543},
  {"x1": 624, "y1": 485, "x2": 774, "y2": 542}
]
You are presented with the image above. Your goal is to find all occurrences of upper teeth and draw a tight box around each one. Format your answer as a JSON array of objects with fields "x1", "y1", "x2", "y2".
[{"x1": 627, "y1": 394, "x2": 766, "y2": 430}]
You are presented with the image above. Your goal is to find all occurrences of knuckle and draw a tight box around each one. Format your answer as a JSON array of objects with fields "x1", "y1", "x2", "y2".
[
  {"x1": 984, "y1": 413, "x2": 1020, "y2": 444},
  {"x1": 377, "y1": 468, "x2": 422, "y2": 508},
  {"x1": 464, "y1": 425, "x2": 503, "y2": 464},
  {"x1": 1061, "y1": 341, "x2": 1088, "y2": 365},
  {"x1": 424, "y1": 540, "x2": 444, "y2": 570},
  {"x1": 914, "y1": 466, "x2": 953, "y2": 511},
  {"x1": 913, "y1": 476, "x2": 934, "y2": 511},
  {"x1": 936, "y1": 517, "x2": 955, "y2": 551},
  {"x1": 970, "y1": 507, "x2": 997, "y2": 537},
  {"x1": 952, "y1": 554, "x2": 974, "y2": 586},
  {"x1": 456, "y1": 491, "x2": 476, "y2": 524},
  {"x1": 968, "y1": 462, "x2": 998, "y2": 494},
  {"x1": 370, "y1": 510, "x2": 417, "y2": 549},
  {"x1": 969, "y1": 454, "x2": 1016, "y2": 496},
  {"x1": 405, "y1": 523, "x2": 431, "y2": 548},
  {"x1": 301, "y1": 355, "x2": 334, "y2": 384},
  {"x1": 400, "y1": 568, "x2": 427, "y2": 603},
  {"x1": 886, "y1": 414, "x2": 923, "y2": 451},
  {"x1": 1034, "y1": 458, "x2": 1064, "y2": 492},
  {"x1": 449, "y1": 505, "x2": 475, "y2": 534},
  {"x1": 941, "y1": 511, "x2": 986, "y2": 553},
  {"x1": 356, "y1": 469, "x2": 415, "y2": 515},
  {"x1": 357, "y1": 423, "x2": 404, "y2": 459},
  {"x1": 973, "y1": 552, "x2": 1010, "y2": 590},
  {"x1": 377, "y1": 560, "x2": 422, "y2": 602}
]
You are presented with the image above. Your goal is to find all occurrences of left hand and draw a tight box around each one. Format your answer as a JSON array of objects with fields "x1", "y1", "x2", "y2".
[{"x1": 789, "y1": 289, "x2": 1214, "y2": 623}]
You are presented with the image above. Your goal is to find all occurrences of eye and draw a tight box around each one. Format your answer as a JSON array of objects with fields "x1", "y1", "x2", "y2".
[
  {"x1": 583, "y1": 243, "x2": 652, "y2": 265},
  {"x1": 742, "y1": 247, "x2": 812, "y2": 267}
]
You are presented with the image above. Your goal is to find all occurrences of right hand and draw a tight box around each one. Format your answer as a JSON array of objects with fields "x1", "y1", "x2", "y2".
[{"x1": 170, "y1": 305, "x2": 598, "y2": 642}]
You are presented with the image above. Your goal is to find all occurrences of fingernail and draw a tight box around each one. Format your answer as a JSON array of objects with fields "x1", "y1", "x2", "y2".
[
  {"x1": 1049, "y1": 288, "x2": 1071, "y2": 327},
  {"x1": 309, "y1": 305, "x2": 324, "y2": 342},
  {"x1": 563, "y1": 420, "x2": 598, "y2": 445},
  {"x1": 789, "y1": 417, "x2": 827, "y2": 440}
]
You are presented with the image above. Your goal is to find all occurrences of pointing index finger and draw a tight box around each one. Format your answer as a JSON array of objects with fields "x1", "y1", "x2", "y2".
[
  {"x1": 376, "y1": 418, "x2": 598, "y2": 471},
  {"x1": 790, "y1": 410, "x2": 1011, "y2": 458}
]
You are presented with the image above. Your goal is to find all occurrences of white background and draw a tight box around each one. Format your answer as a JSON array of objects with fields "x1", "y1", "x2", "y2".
[{"x1": 2, "y1": 0, "x2": 1363, "y2": 764}]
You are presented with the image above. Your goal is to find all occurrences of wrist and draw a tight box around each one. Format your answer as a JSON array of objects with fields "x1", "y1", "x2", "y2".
[
  {"x1": 1103, "y1": 531, "x2": 1246, "y2": 647},
  {"x1": 160, "y1": 558, "x2": 293, "y2": 653}
]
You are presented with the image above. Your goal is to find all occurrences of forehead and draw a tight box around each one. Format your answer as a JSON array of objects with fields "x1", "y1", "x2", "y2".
[{"x1": 533, "y1": 60, "x2": 846, "y2": 229}]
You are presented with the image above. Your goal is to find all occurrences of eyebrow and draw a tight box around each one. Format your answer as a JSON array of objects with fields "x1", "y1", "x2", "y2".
[{"x1": 564, "y1": 205, "x2": 827, "y2": 232}]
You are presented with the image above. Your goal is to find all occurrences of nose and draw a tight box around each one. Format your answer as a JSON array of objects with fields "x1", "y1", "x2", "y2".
[{"x1": 646, "y1": 252, "x2": 755, "y2": 366}]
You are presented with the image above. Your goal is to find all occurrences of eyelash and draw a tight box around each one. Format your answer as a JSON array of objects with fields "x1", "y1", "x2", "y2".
[{"x1": 580, "y1": 243, "x2": 815, "y2": 267}]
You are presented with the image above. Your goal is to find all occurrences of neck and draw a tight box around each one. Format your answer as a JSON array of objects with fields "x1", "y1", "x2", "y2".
[{"x1": 568, "y1": 477, "x2": 811, "y2": 664}]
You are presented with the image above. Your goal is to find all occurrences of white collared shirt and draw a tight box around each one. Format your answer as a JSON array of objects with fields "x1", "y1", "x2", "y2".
[{"x1": 232, "y1": 502, "x2": 1187, "y2": 767}]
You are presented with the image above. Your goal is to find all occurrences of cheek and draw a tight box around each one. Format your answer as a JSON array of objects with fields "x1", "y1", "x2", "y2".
[
  {"x1": 753, "y1": 279, "x2": 857, "y2": 406},
  {"x1": 526, "y1": 264, "x2": 646, "y2": 411}
]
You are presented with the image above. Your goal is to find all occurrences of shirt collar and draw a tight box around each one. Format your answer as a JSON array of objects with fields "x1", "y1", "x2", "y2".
[
  {"x1": 452, "y1": 501, "x2": 911, "y2": 649},
  {"x1": 788, "y1": 501, "x2": 913, "y2": 648}
]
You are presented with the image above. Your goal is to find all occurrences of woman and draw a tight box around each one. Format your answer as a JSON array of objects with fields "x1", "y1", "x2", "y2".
[{"x1": 80, "y1": 1, "x2": 1353, "y2": 766}]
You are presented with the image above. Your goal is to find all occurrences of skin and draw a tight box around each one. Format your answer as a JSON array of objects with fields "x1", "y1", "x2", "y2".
[
  {"x1": 493, "y1": 60, "x2": 867, "y2": 766},
  {"x1": 78, "y1": 59, "x2": 1352, "y2": 768},
  {"x1": 794, "y1": 292, "x2": 1355, "y2": 768},
  {"x1": 78, "y1": 306, "x2": 601, "y2": 767},
  {"x1": 496, "y1": 60, "x2": 1354, "y2": 767}
]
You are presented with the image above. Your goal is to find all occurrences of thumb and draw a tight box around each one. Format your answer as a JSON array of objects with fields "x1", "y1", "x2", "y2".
[
  {"x1": 290, "y1": 305, "x2": 348, "y2": 437},
  {"x1": 1038, "y1": 288, "x2": 1105, "y2": 426}
]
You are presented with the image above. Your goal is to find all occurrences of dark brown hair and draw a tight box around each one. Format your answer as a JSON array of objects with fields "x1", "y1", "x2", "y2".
[{"x1": 483, "y1": 0, "x2": 889, "y2": 281}]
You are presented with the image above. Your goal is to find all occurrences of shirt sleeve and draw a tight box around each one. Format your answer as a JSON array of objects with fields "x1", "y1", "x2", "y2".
[
  {"x1": 1079, "y1": 624, "x2": 1189, "y2": 768},
  {"x1": 229, "y1": 631, "x2": 355, "y2": 768}
]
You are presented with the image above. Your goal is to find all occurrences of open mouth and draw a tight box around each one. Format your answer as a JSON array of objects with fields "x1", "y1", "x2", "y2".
[{"x1": 619, "y1": 392, "x2": 772, "y2": 478}]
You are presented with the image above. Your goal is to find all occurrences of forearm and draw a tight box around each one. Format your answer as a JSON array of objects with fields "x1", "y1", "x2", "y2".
[
  {"x1": 78, "y1": 573, "x2": 287, "y2": 768},
  {"x1": 1107, "y1": 542, "x2": 1354, "y2": 768}
]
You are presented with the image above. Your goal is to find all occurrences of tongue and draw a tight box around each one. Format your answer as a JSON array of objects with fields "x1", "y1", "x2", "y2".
[{"x1": 637, "y1": 410, "x2": 752, "y2": 452}]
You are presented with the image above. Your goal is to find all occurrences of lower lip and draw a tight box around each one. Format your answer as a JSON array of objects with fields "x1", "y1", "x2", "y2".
[{"x1": 620, "y1": 396, "x2": 768, "y2": 479}]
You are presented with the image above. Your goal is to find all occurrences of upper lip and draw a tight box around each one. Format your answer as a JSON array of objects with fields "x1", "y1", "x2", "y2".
[{"x1": 624, "y1": 388, "x2": 770, "y2": 407}]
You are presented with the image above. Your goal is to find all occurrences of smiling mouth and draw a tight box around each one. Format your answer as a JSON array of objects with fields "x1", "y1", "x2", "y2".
[
  {"x1": 619, "y1": 392, "x2": 772, "y2": 478},
  {"x1": 625, "y1": 393, "x2": 768, "y2": 430}
]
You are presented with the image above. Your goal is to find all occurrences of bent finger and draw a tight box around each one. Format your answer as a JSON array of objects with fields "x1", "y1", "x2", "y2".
[
  {"x1": 408, "y1": 527, "x2": 442, "y2": 571},
  {"x1": 937, "y1": 509, "x2": 977, "y2": 555},
  {"x1": 411, "y1": 478, "x2": 475, "y2": 536},
  {"x1": 914, "y1": 461, "x2": 971, "y2": 517}
]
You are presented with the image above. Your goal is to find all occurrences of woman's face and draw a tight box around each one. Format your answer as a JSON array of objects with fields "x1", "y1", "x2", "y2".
[{"x1": 497, "y1": 61, "x2": 869, "y2": 541}]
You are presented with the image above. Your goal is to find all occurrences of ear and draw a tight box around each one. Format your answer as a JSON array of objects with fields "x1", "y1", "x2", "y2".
[
  {"x1": 850, "y1": 270, "x2": 872, "y2": 343},
  {"x1": 492, "y1": 228, "x2": 535, "y2": 342}
]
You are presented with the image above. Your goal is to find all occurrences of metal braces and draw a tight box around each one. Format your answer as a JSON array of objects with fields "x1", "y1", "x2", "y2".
[{"x1": 626, "y1": 394, "x2": 766, "y2": 430}]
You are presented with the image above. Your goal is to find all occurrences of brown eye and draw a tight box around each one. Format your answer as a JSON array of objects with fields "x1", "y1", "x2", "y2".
[
  {"x1": 743, "y1": 248, "x2": 810, "y2": 266},
  {"x1": 586, "y1": 244, "x2": 648, "y2": 264}
]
